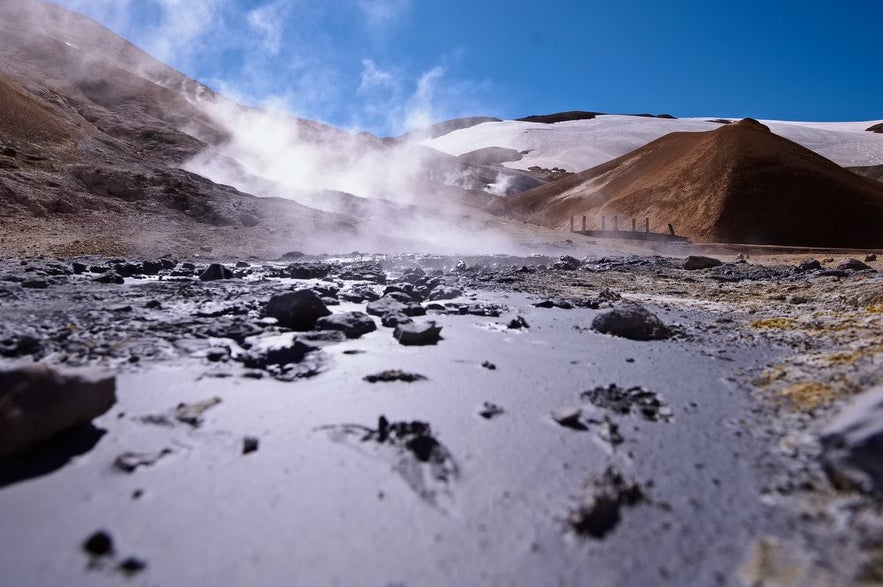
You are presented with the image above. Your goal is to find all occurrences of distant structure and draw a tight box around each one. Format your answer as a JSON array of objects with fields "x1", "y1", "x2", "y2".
[{"x1": 569, "y1": 215, "x2": 690, "y2": 243}]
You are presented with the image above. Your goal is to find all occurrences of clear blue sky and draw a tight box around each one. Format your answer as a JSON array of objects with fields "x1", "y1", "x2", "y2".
[{"x1": 53, "y1": 0, "x2": 883, "y2": 135}]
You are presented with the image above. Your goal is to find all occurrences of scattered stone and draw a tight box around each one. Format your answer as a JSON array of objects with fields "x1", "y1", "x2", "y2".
[
  {"x1": 393, "y1": 321, "x2": 443, "y2": 346},
  {"x1": 507, "y1": 315, "x2": 529, "y2": 329},
  {"x1": 286, "y1": 262, "x2": 331, "y2": 279},
  {"x1": 795, "y1": 259, "x2": 822, "y2": 273},
  {"x1": 381, "y1": 313, "x2": 413, "y2": 328},
  {"x1": 866, "y1": 254, "x2": 877, "y2": 262},
  {"x1": 427, "y1": 287, "x2": 462, "y2": 301},
  {"x1": 93, "y1": 272, "x2": 124, "y2": 284},
  {"x1": 21, "y1": 279, "x2": 49, "y2": 289},
  {"x1": 83, "y1": 530, "x2": 114, "y2": 557},
  {"x1": 591, "y1": 304, "x2": 671, "y2": 341},
  {"x1": 552, "y1": 255, "x2": 582, "y2": 270},
  {"x1": 533, "y1": 298, "x2": 573, "y2": 309},
  {"x1": 265, "y1": 290, "x2": 331, "y2": 331},
  {"x1": 118, "y1": 557, "x2": 147, "y2": 576},
  {"x1": 580, "y1": 288, "x2": 622, "y2": 309},
  {"x1": 481, "y1": 361, "x2": 496, "y2": 370},
  {"x1": 366, "y1": 295, "x2": 425, "y2": 318},
  {"x1": 838, "y1": 258, "x2": 872, "y2": 271},
  {"x1": 199, "y1": 263, "x2": 234, "y2": 281},
  {"x1": 364, "y1": 370, "x2": 427, "y2": 383},
  {"x1": 0, "y1": 365, "x2": 116, "y2": 458},
  {"x1": 144, "y1": 300, "x2": 162, "y2": 309},
  {"x1": 175, "y1": 397, "x2": 222, "y2": 428},
  {"x1": 71, "y1": 262, "x2": 87, "y2": 274},
  {"x1": 569, "y1": 467, "x2": 647, "y2": 538},
  {"x1": 242, "y1": 436, "x2": 260, "y2": 455},
  {"x1": 315, "y1": 312, "x2": 377, "y2": 339},
  {"x1": 551, "y1": 407, "x2": 587, "y2": 431},
  {"x1": 479, "y1": 402, "x2": 505, "y2": 420},
  {"x1": 237, "y1": 335, "x2": 326, "y2": 380},
  {"x1": 683, "y1": 255, "x2": 723, "y2": 270},
  {"x1": 114, "y1": 449, "x2": 172, "y2": 473},
  {"x1": 581, "y1": 384, "x2": 673, "y2": 422},
  {"x1": 820, "y1": 385, "x2": 883, "y2": 495}
]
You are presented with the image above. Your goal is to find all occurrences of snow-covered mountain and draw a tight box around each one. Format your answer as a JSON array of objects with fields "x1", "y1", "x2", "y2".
[{"x1": 423, "y1": 115, "x2": 883, "y2": 174}]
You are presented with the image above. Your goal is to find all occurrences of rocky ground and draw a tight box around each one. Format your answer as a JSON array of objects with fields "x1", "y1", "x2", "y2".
[{"x1": 1, "y1": 249, "x2": 882, "y2": 586}]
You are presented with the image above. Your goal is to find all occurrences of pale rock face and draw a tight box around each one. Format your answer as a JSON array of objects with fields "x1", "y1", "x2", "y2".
[{"x1": 0, "y1": 365, "x2": 116, "y2": 458}]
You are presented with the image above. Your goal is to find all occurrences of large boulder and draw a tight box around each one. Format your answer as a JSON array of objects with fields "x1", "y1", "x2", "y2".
[
  {"x1": 265, "y1": 290, "x2": 331, "y2": 331},
  {"x1": 591, "y1": 304, "x2": 671, "y2": 341},
  {"x1": 366, "y1": 295, "x2": 425, "y2": 318},
  {"x1": 683, "y1": 255, "x2": 723, "y2": 270},
  {"x1": 393, "y1": 321, "x2": 443, "y2": 346},
  {"x1": 0, "y1": 365, "x2": 116, "y2": 458},
  {"x1": 820, "y1": 385, "x2": 883, "y2": 495},
  {"x1": 315, "y1": 312, "x2": 377, "y2": 339}
]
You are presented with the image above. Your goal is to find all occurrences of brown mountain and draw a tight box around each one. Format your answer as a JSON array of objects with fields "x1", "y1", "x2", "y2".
[{"x1": 495, "y1": 118, "x2": 883, "y2": 247}]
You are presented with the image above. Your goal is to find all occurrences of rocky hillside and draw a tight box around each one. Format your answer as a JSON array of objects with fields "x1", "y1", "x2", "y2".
[{"x1": 494, "y1": 119, "x2": 883, "y2": 248}]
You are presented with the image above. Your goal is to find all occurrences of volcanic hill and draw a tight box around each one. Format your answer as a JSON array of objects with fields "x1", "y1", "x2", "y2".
[{"x1": 495, "y1": 118, "x2": 883, "y2": 248}]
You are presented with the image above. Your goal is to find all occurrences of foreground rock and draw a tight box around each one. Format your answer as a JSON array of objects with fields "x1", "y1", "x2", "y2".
[
  {"x1": 683, "y1": 255, "x2": 723, "y2": 270},
  {"x1": 820, "y1": 385, "x2": 883, "y2": 495},
  {"x1": 0, "y1": 365, "x2": 116, "y2": 458},
  {"x1": 199, "y1": 263, "x2": 234, "y2": 281},
  {"x1": 591, "y1": 304, "x2": 671, "y2": 341},
  {"x1": 393, "y1": 321, "x2": 443, "y2": 346},
  {"x1": 265, "y1": 290, "x2": 331, "y2": 330},
  {"x1": 315, "y1": 312, "x2": 377, "y2": 339}
]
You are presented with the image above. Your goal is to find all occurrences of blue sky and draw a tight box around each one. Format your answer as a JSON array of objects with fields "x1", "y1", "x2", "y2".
[{"x1": 52, "y1": 0, "x2": 883, "y2": 135}]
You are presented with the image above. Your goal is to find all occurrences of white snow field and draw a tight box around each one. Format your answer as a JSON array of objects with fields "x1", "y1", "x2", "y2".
[{"x1": 423, "y1": 115, "x2": 883, "y2": 173}]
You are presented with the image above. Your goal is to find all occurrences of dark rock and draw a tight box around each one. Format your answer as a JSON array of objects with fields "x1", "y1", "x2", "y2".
[
  {"x1": 581, "y1": 384, "x2": 673, "y2": 422},
  {"x1": 280, "y1": 251, "x2": 306, "y2": 260},
  {"x1": 393, "y1": 321, "x2": 442, "y2": 346},
  {"x1": 866, "y1": 254, "x2": 877, "y2": 262},
  {"x1": 683, "y1": 255, "x2": 723, "y2": 270},
  {"x1": 265, "y1": 290, "x2": 331, "y2": 330},
  {"x1": 71, "y1": 262, "x2": 87, "y2": 274},
  {"x1": 818, "y1": 269, "x2": 849, "y2": 278},
  {"x1": 237, "y1": 335, "x2": 324, "y2": 380},
  {"x1": 552, "y1": 255, "x2": 582, "y2": 270},
  {"x1": 315, "y1": 312, "x2": 377, "y2": 339},
  {"x1": 580, "y1": 288, "x2": 622, "y2": 309},
  {"x1": 242, "y1": 436, "x2": 259, "y2": 455},
  {"x1": 821, "y1": 385, "x2": 883, "y2": 495},
  {"x1": 507, "y1": 315, "x2": 530, "y2": 329},
  {"x1": 21, "y1": 279, "x2": 48, "y2": 289},
  {"x1": 235, "y1": 261, "x2": 250, "y2": 268},
  {"x1": 364, "y1": 370, "x2": 427, "y2": 383},
  {"x1": 0, "y1": 334, "x2": 41, "y2": 358},
  {"x1": 114, "y1": 449, "x2": 172, "y2": 473},
  {"x1": 94, "y1": 272, "x2": 124, "y2": 284},
  {"x1": 479, "y1": 402, "x2": 505, "y2": 419},
  {"x1": 481, "y1": 361, "x2": 496, "y2": 370},
  {"x1": 838, "y1": 258, "x2": 872, "y2": 271},
  {"x1": 144, "y1": 300, "x2": 162, "y2": 309},
  {"x1": 199, "y1": 263, "x2": 234, "y2": 281},
  {"x1": 427, "y1": 287, "x2": 462, "y2": 302},
  {"x1": 591, "y1": 304, "x2": 671, "y2": 341},
  {"x1": 533, "y1": 298, "x2": 573, "y2": 309},
  {"x1": 286, "y1": 262, "x2": 332, "y2": 279},
  {"x1": 113, "y1": 263, "x2": 142, "y2": 277},
  {"x1": 89, "y1": 265, "x2": 110, "y2": 273},
  {"x1": 118, "y1": 557, "x2": 147, "y2": 575},
  {"x1": 366, "y1": 295, "x2": 425, "y2": 318},
  {"x1": 0, "y1": 365, "x2": 116, "y2": 458},
  {"x1": 83, "y1": 530, "x2": 114, "y2": 557},
  {"x1": 335, "y1": 264, "x2": 387, "y2": 284},
  {"x1": 381, "y1": 313, "x2": 413, "y2": 328},
  {"x1": 551, "y1": 407, "x2": 587, "y2": 431},
  {"x1": 795, "y1": 259, "x2": 822, "y2": 273},
  {"x1": 569, "y1": 467, "x2": 646, "y2": 539},
  {"x1": 140, "y1": 260, "x2": 164, "y2": 275}
]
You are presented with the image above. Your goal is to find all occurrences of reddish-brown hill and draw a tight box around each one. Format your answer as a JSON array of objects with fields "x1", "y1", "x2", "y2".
[{"x1": 495, "y1": 118, "x2": 883, "y2": 247}]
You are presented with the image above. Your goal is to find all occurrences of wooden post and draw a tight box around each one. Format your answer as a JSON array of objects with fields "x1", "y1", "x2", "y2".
[
  {"x1": 645, "y1": 218, "x2": 650, "y2": 233},
  {"x1": 581, "y1": 216, "x2": 586, "y2": 232},
  {"x1": 601, "y1": 216, "x2": 606, "y2": 231},
  {"x1": 570, "y1": 216, "x2": 574, "y2": 232},
  {"x1": 631, "y1": 218, "x2": 636, "y2": 232},
  {"x1": 613, "y1": 216, "x2": 619, "y2": 231},
  {"x1": 667, "y1": 223, "x2": 675, "y2": 236}
]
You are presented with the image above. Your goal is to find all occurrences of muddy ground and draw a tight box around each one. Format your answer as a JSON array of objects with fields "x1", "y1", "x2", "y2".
[{"x1": 1, "y1": 249, "x2": 882, "y2": 586}]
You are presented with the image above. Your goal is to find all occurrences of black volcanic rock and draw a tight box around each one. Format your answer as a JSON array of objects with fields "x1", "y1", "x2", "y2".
[
  {"x1": 199, "y1": 263, "x2": 234, "y2": 281},
  {"x1": 591, "y1": 305, "x2": 671, "y2": 341},
  {"x1": 315, "y1": 312, "x2": 377, "y2": 339},
  {"x1": 683, "y1": 256, "x2": 723, "y2": 270},
  {"x1": 265, "y1": 290, "x2": 331, "y2": 330},
  {"x1": 393, "y1": 321, "x2": 442, "y2": 346}
]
